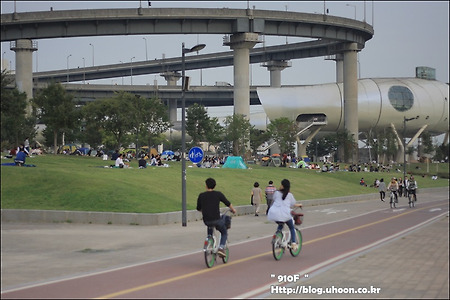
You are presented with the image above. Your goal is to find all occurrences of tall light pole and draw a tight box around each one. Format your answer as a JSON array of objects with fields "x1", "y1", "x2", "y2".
[
  {"x1": 89, "y1": 43, "x2": 94, "y2": 66},
  {"x1": 181, "y1": 42, "x2": 206, "y2": 227},
  {"x1": 82, "y1": 57, "x2": 85, "y2": 84},
  {"x1": 2, "y1": 51, "x2": 6, "y2": 70},
  {"x1": 119, "y1": 60, "x2": 124, "y2": 85},
  {"x1": 143, "y1": 37, "x2": 148, "y2": 61},
  {"x1": 346, "y1": 3, "x2": 356, "y2": 19},
  {"x1": 130, "y1": 56, "x2": 135, "y2": 85},
  {"x1": 403, "y1": 116, "x2": 419, "y2": 180},
  {"x1": 66, "y1": 54, "x2": 72, "y2": 82}
]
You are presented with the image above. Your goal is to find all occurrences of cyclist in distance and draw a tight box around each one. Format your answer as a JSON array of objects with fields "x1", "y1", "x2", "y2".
[
  {"x1": 407, "y1": 176, "x2": 418, "y2": 200},
  {"x1": 197, "y1": 178, "x2": 236, "y2": 257},
  {"x1": 267, "y1": 179, "x2": 303, "y2": 251},
  {"x1": 387, "y1": 177, "x2": 399, "y2": 202}
]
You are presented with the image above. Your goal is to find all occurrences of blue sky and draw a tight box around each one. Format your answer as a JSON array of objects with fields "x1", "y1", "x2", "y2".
[{"x1": 1, "y1": 1, "x2": 449, "y2": 87}]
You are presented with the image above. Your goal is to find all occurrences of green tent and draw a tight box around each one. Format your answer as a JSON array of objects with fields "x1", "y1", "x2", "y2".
[{"x1": 222, "y1": 156, "x2": 248, "y2": 169}]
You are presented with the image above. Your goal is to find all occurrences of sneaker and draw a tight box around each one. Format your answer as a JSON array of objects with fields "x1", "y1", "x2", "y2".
[
  {"x1": 217, "y1": 247, "x2": 226, "y2": 257},
  {"x1": 291, "y1": 243, "x2": 298, "y2": 251}
]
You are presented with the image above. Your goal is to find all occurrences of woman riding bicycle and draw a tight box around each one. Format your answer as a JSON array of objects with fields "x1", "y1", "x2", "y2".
[
  {"x1": 387, "y1": 177, "x2": 399, "y2": 202},
  {"x1": 267, "y1": 179, "x2": 302, "y2": 251}
]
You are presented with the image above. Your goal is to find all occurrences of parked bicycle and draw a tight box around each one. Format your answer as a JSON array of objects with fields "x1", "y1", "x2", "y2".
[
  {"x1": 272, "y1": 207, "x2": 303, "y2": 260},
  {"x1": 203, "y1": 208, "x2": 233, "y2": 268}
]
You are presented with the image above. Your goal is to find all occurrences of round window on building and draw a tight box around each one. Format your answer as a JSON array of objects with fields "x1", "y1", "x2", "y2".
[{"x1": 388, "y1": 86, "x2": 414, "y2": 112}]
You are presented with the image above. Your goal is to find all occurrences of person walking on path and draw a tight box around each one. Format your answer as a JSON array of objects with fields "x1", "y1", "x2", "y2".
[
  {"x1": 378, "y1": 178, "x2": 387, "y2": 202},
  {"x1": 196, "y1": 178, "x2": 236, "y2": 257},
  {"x1": 251, "y1": 182, "x2": 263, "y2": 216},
  {"x1": 265, "y1": 180, "x2": 276, "y2": 214}
]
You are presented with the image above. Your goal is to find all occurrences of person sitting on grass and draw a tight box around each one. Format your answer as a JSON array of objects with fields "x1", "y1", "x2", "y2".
[
  {"x1": 115, "y1": 153, "x2": 129, "y2": 168},
  {"x1": 14, "y1": 147, "x2": 27, "y2": 166}
]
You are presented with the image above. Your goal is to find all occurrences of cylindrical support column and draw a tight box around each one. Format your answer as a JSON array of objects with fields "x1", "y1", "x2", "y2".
[
  {"x1": 343, "y1": 43, "x2": 359, "y2": 162},
  {"x1": 226, "y1": 33, "x2": 260, "y2": 119},
  {"x1": 335, "y1": 54, "x2": 344, "y2": 83},
  {"x1": 233, "y1": 46, "x2": 250, "y2": 117},
  {"x1": 160, "y1": 71, "x2": 181, "y2": 124},
  {"x1": 263, "y1": 60, "x2": 291, "y2": 87},
  {"x1": 11, "y1": 39, "x2": 38, "y2": 116}
]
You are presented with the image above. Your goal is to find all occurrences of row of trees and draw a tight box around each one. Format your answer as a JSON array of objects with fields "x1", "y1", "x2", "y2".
[{"x1": 1, "y1": 69, "x2": 447, "y2": 162}]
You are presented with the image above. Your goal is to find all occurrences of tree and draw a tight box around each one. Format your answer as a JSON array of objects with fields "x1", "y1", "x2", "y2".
[
  {"x1": 223, "y1": 114, "x2": 252, "y2": 156},
  {"x1": 335, "y1": 129, "x2": 357, "y2": 163},
  {"x1": 186, "y1": 103, "x2": 210, "y2": 146},
  {"x1": 420, "y1": 131, "x2": 434, "y2": 157},
  {"x1": 250, "y1": 128, "x2": 270, "y2": 157},
  {"x1": 186, "y1": 103, "x2": 223, "y2": 149},
  {"x1": 82, "y1": 92, "x2": 170, "y2": 151},
  {"x1": 126, "y1": 93, "x2": 170, "y2": 152},
  {"x1": 266, "y1": 117, "x2": 297, "y2": 155},
  {"x1": 82, "y1": 92, "x2": 134, "y2": 149},
  {"x1": 1, "y1": 69, "x2": 36, "y2": 150},
  {"x1": 32, "y1": 82, "x2": 79, "y2": 154},
  {"x1": 140, "y1": 96, "x2": 171, "y2": 149}
]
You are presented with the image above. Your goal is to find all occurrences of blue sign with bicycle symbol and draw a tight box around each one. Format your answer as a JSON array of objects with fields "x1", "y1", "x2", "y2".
[{"x1": 188, "y1": 147, "x2": 204, "y2": 163}]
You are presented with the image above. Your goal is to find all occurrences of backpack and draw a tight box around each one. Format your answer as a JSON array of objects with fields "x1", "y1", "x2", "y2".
[{"x1": 408, "y1": 181, "x2": 416, "y2": 190}]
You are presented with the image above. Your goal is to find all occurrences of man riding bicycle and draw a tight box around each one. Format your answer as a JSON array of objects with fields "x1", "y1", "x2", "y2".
[
  {"x1": 407, "y1": 176, "x2": 418, "y2": 201},
  {"x1": 197, "y1": 178, "x2": 236, "y2": 258}
]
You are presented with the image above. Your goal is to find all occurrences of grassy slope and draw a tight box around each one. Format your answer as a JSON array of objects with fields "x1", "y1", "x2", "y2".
[{"x1": 1, "y1": 154, "x2": 448, "y2": 213}]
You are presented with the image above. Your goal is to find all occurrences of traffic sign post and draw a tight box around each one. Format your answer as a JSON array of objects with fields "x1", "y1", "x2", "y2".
[{"x1": 188, "y1": 147, "x2": 204, "y2": 164}]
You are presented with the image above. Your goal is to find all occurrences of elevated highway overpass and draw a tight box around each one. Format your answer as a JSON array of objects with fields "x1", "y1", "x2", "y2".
[{"x1": 2, "y1": 7, "x2": 373, "y2": 161}]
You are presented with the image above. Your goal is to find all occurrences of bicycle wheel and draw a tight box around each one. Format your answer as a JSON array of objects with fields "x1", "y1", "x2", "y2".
[
  {"x1": 390, "y1": 195, "x2": 394, "y2": 208},
  {"x1": 221, "y1": 244, "x2": 230, "y2": 264},
  {"x1": 289, "y1": 229, "x2": 302, "y2": 257},
  {"x1": 272, "y1": 231, "x2": 284, "y2": 261},
  {"x1": 203, "y1": 236, "x2": 216, "y2": 268}
]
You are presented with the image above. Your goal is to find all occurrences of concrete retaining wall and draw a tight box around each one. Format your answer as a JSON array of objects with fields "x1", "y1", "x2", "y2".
[
  {"x1": 1, "y1": 192, "x2": 386, "y2": 226},
  {"x1": 4, "y1": 187, "x2": 447, "y2": 226}
]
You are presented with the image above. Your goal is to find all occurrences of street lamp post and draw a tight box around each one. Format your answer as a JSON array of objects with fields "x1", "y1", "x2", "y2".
[
  {"x1": 403, "y1": 116, "x2": 419, "y2": 180},
  {"x1": 181, "y1": 42, "x2": 206, "y2": 227},
  {"x1": 66, "y1": 54, "x2": 72, "y2": 82},
  {"x1": 130, "y1": 56, "x2": 135, "y2": 85},
  {"x1": 82, "y1": 57, "x2": 85, "y2": 84},
  {"x1": 143, "y1": 37, "x2": 148, "y2": 61},
  {"x1": 346, "y1": 3, "x2": 356, "y2": 19},
  {"x1": 119, "y1": 61, "x2": 124, "y2": 85},
  {"x1": 89, "y1": 43, "x2": 94, "y2": 66}
]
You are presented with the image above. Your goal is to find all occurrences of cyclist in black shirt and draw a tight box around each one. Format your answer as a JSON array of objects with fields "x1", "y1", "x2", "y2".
[{"x1": 197, "y1": 178, "x2": 236, "y2": 257}]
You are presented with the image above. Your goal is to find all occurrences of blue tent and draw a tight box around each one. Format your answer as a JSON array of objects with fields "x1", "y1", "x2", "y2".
[
  {"x1": 162, "y1": 150, "x2": 174, "y2": 156},
  {"x1": 78, "y1": 147, "x2": 90, "y2": 155}
]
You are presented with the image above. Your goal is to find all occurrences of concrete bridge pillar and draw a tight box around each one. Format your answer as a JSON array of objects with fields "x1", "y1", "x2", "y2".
[
  {"x1": 160, "y1": 71, "x2": 181, "y2": 124},
  {"x1": 325, "y1": 54, "x2": 344, "y2": 83},
  {"x1": 262, "y1": 60, "x2": 291, "y2": 87},
  {"x1": 225, "y1": 33, "x2": 260, "y2": 119},
  {"x1": 10, "y1": 39, "x2": 38, "y2": 116},
  {"x1": 343, "y1": 43, "x2": 359, "y2": 163}
]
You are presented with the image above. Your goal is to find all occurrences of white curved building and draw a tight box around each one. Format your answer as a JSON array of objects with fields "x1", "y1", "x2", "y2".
[{"x1": 257, "y1": 78, "x2": 448, "y2": 137}]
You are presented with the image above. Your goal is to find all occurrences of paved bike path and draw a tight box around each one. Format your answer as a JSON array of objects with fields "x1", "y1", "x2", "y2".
[{"x1": 1, "y1": 188, "x2": 448, "y2": 298}]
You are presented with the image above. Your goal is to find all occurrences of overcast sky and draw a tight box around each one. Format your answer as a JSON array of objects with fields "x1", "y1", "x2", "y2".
[{"x1": 1, "y1": 1, "x2": 449, "y2": 87}]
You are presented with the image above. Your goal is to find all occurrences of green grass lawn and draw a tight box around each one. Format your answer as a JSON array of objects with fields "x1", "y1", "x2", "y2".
[{"x1": 1, "y1": 153, "x2": 448, "y2": 213}]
